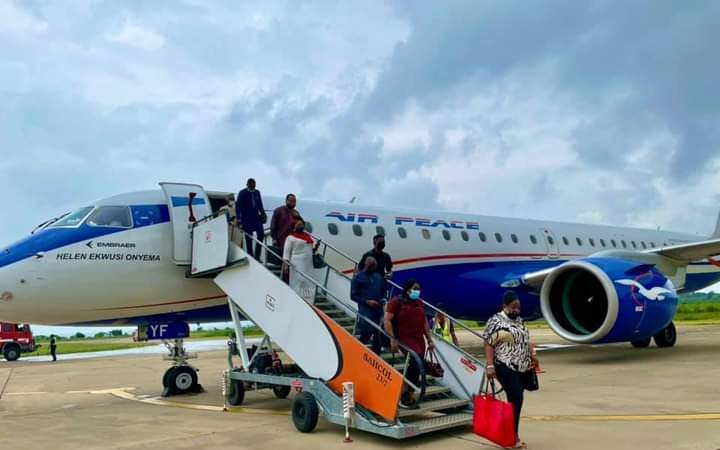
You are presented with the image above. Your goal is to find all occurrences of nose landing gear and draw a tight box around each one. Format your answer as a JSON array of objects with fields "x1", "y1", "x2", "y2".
[{"x1": 161, "y1": 338, "x2": 203, "y2": 397}]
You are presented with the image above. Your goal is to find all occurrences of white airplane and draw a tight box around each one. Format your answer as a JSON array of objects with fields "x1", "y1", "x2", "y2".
[{"x1": 1, "y1": 182, "x2": 720, "y2": 369}]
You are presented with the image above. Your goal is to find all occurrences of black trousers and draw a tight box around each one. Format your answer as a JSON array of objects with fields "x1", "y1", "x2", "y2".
[
  {"x1": 403, "y1": 351, "x2": 426, "y2": 391},
  {"x1": 358, "y1": 315, "x2": 383, "y2": 355},
  {"x1": 50, "y1": 346, "x2": 57, "y2": 361},
  {"x1": 243, "y1": 223, "x2": 265, "y2": 259},
  {"x1": 495, "y1": 362, "x2": 524, "y2": 437}
]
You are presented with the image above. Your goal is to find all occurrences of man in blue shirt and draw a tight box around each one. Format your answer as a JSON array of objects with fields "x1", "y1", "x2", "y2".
[
  {"x1": 350, "y1": 256, "x2": 386, "y2": 354},
  {"x1": 236, "y1": 178, "x2": 267, "y2": 259}
]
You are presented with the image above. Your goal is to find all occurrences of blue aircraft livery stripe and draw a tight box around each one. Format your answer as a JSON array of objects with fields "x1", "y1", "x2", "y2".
[{"x1": 170, "y1": 196, "x2": 206, "y2": 207}]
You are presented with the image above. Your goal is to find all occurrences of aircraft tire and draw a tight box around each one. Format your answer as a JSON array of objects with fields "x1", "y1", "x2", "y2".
[
  {"x1": 3, "y1": 344, "x2": 20, "y2": 362},
  {"x1": 292, "y1": 392, "x2": 319, "y2": 433},
  {"x1": 630, "y1": 337, "x2": 652, "y2": 348},
  {"x1": 227, "y1": 379, "x2": 245, "y2": 406},
  {"x1": 272, "y1": 384, "x2": 292, "y2": 399},
  {"x1": 162, "y1": 367, "x2": 175, "y2": 388},
  {"x1": 653, "y1": 322, "x2": 677, "y2": 348},
  {"x1": 169, "y1": 365, "x2": 198, "y2": 395}
]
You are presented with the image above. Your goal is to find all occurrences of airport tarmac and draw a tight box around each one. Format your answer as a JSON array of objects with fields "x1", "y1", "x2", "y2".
[{"x1": 1, "y1": 324, "x2": 718, "y2": 450}]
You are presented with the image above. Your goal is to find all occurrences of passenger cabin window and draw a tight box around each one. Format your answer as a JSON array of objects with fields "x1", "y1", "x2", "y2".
[
  {"x1": 631, "y1": 241, "x2": 637, "y2": 249},
  {"x1": 641, "y1": 241, "x2": 647, "y2": 249},
  {"x1": 442, "y1": 230, "x2": 451, "y2": 241},
  {"x1": 479, "y1": 232, "x2": 487, "y2": 242},
  {"x1": 376, "y1": 226, "x2": 386, "y2": 237},
  {"x1": 51, "y1": 206, "x2": 94, "y2": 227},
  {"x1": 495, "y1": 233, "x2": 503, "y2": 243},
  {"x1": 562, "y1": 237, "x2": 569, "y2": 246},
  {"x1": 530, "y1": 235, "x2": 538, "y2": 245},
  {"x1": 352, "y1": 224, "x2": 363, "y2": 237},
  {"x1": 621, "y1": 240, "x2": 627, "y2": 248},
  {"x1": 576, "y1": 237, "x2": 583, "y2": 246},
  {"x1": 547, "y1": 236, "x2": 555, "y2": 245},
  {"x1": 398, "y1": 227, "x2": 407, "y2": 239},
  {"x1": 461, "y1": 231, "x2": 469, "y2": 241},
  {"x1": 2, "y1": 323, "x2": 12, "y2": 332},
  {"x1": 422, "y1": 229, "x2": 431, "y2": 240},
  {"x1": 589, "y1": 238, "x2": 595, "y2": 247},
  {"x1": 650, "y1": 241, "x2": 656, "y2": 248},
  {"x1": 328, "y1": 223, "x2": 339, "y2": 235},
  {"x1": 611, "y1": 239, "x2": 617, "y2": 248},
  {"x1": 600, "y1": 239, "x2": 606, "y2": 247},
  {"x1": 87, "y1": 206, "x2": 131, "y2": 228},
  {"x1": 511, "y1": 234, "x2": 518, "y2": 244}
]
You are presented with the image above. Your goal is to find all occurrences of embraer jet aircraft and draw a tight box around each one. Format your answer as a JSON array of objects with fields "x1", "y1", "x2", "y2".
[{"x1": 2, "y1": 183, "x2": 720, "y2": 354}]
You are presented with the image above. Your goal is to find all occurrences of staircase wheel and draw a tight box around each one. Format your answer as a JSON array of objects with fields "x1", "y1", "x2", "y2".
[{"x1": 291, "y1": 392, "x2": 319, "y2": 433}]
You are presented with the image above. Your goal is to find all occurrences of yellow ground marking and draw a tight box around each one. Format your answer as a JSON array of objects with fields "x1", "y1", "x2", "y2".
[
  {"x1": 7, "y1": 386, "x2": 718, "y2": 422},
  {"x1": 105, "y1": 388, "x2": 290, "y2": 416}
]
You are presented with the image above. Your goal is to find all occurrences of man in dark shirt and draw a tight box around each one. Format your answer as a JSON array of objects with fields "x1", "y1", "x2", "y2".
[
  {"x1": 50, "y1": 334, "x2": 57, "y2": 361},
  {"x1": 236, "y1": 178, "x2": 267, "y2": 259},
  {"x1": 270, "y1": 194, "x2": 299, "y2": 249},
  {"x1": 350, "y1": 256, "x2": 385, "y2": 354},
  {"x1": 358, "y1": 235, "x2": 392, "y2": 276}
]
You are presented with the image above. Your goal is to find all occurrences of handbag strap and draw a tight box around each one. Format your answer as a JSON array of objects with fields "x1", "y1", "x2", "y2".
[{"x1": 481, "y1": 377, "x2": 497, "y2": 397}]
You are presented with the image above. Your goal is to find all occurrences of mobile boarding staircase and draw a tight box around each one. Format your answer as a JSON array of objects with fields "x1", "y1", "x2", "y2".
[{"x1": 181, "y1": 197, "x2": 487, "y2": 439}]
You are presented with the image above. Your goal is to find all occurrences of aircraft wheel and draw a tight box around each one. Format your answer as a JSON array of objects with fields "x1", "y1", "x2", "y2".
[
  {"x1": 653, "y1": 322, "x2": 677, "y2": 348},
  {"x1": 3, "y1": 344, "x2": 20, "y2": 362},
  {"x1": 272, "y1": 384, "x2": 292, "y2": 399},
  {"x1": 162, "y1": 367, "x2": 174, "y2": 388},
  {"x1": 169, "y1": 366, "x2": 198, "y2": 395},
  {"x1": 292, "y1": 392, "x2": 319, "y2": 433},
  {"x1": 227, "y1": 379, "x2": 245, "y2": 406},
  {"x1": 630, "y1": 337, "x2": 652, "y2": 348}
]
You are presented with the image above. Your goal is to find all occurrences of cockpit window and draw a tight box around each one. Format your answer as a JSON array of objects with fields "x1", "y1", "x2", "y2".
[
  {"x1": 51, "y1": 207, "x2": 94, "y2": 227},
  {"x1": 87, "y1": 206, "x2": 132, "y2": 228}
]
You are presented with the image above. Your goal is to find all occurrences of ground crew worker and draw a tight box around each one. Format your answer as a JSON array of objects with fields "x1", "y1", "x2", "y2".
[
  {"x1": 433, "y1": 312, "x2": 459, "y2": 346},
  {"x1": 50, "y1": 334, "x2": 57, "y2": 361}
]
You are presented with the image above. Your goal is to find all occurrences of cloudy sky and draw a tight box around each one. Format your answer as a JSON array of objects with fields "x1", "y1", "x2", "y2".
[{"x1": 2, "y1": 0, "x2": 720, "y2": 246}]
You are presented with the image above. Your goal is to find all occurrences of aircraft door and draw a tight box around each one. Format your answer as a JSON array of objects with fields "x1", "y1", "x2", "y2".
[
  {"x1": 160, "y1": 182, "x2": 212, "y2": 265},
  {"x1": 540, "y1": 228, "x2": 560, "y2": 259}
]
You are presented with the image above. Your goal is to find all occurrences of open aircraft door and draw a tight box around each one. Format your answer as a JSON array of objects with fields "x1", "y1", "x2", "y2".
[
  {"x1": 160, "y1": 182, "x2": 212, "y2": 265},
  {"x1": 540, "y1": 228, "x2": 560, "y2": 259}
]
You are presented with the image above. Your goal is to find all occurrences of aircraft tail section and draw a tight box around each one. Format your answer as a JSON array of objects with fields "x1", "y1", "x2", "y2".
[{"x1": 713, "y1": 208, "x2": 720, "y2": 238}]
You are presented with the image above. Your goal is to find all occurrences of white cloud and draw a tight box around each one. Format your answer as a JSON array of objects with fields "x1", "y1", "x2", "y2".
[
  {"x1": 0, "y1": 2, "x2": 47, "y2": 37},
  {"x1": 105, "y1": 19, "x2": 166, "y2": 51}
]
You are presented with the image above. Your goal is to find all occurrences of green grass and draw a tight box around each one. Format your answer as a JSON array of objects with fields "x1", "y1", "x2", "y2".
[
  {"x1": 675, "y1": 301, "x2": 720, "y2": 322},
  {"x1": 28, "y1": 340, "x2": 153, "y2": 356},
  {"x1": 190, "y1": 326, "x2": 264, "y2": 339}
]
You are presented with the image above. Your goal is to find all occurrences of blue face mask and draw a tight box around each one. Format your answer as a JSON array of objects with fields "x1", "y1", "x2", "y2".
[{"x1": 408, "y1": 289, "x2": 421, "y2": 300}]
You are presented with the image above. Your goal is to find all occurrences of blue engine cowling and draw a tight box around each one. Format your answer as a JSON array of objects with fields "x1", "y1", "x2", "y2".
[{"x1": 539, "y1": 257, "x2": 678, "y2": 344}]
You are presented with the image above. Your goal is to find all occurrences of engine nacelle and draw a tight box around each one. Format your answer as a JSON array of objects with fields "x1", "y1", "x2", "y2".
[{"x1": 540, "y1": 258, "x2": 678, "y2": 344}]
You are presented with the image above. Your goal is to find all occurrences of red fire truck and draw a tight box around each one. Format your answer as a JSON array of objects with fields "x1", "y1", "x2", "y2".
[{"x1": 0, "y1": 322, "x2": 37, "y2": 361}]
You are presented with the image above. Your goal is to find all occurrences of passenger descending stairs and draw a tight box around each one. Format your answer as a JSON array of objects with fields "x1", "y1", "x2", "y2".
[{"x1": 265, "y1": 260, "x2": 473, "y2": 434}]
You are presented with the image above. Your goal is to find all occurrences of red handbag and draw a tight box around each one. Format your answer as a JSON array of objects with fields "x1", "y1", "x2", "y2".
[
  {"x1": 425, "y1": 349, "x2": 444, "y2": 378},
  {"x1": 472, "y1": 380, "x2": 516, "y2": 448}
]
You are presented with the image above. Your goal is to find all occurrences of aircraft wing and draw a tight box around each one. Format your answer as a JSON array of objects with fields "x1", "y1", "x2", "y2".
[
  {"x1": 647, "y1": 237, "x2": 720, "y2": 261},
  {"x1": 520, "y1": 237, "x2": 720, "y2": 288}
]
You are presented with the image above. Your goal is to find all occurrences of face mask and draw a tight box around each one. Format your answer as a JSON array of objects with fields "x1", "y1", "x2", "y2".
[
  {"x1": 408, "y1": 289, "x2": 421, "y2": 300},
  {"x1": 296, "y1": 226, "x2": 304, "y2": 232},
  {"x1": 505, "y1": 310, "x2": 520, "y2": 320}
]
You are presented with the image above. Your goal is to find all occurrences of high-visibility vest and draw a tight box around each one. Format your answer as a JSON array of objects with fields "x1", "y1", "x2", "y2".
[{"x1": 434, "y1": 319, "x2": 452, "y2": 343}]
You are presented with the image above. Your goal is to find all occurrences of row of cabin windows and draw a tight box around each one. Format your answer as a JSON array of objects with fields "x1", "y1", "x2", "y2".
[{"x1": 318, "y1": 222, "x2": 667, "y2": 248}]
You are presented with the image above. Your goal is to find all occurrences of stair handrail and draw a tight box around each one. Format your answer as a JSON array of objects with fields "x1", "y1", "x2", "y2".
[
  {"x1": 311, "y1": 236, "x2": 488, "y2": 347},
  {"x1": 239, "y1": 229, "x2": 428, "y2": 405}
]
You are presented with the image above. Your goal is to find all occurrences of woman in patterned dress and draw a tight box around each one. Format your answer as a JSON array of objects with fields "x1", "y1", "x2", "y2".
[{"x1": 483, "y1": 291, "x2": 538, "y2": 449}]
